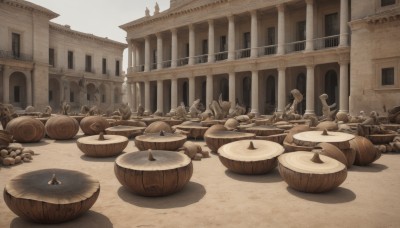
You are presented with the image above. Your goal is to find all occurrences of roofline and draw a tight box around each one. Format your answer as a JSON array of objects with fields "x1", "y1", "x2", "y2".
[{"x1": 2, "y1": 0, "x2": 59, "y2": 19}]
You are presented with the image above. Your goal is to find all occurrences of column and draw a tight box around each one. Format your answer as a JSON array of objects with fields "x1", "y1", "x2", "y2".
[
  {"x1": 206, "y1": 74, "x2": 213, "y2": 107},
  {"x1": 250, "y1": 10, "x2": 258, "y2": 58},
  {"x1": 189, "y1": 24, "x2": 195, "y2": 65},
  {"x1": 170, "y1": 78, "x2": 178, "y2": 111},
  {"x1": 144, "y1": 81, "x2": 150, "y2": 113},
  {"x1": 171, "y1": 28, "x2": 178, "y2": 68},
  {"x1": 251, "y1": 70, "x2": 259, "y2": 114},
  {"x1": 132, "y1": 43, "x2": 137, "y2": 72},
  {"x1": 305, "y1": 0, "x2": 314, "y2": 52},
  {"x1": 339, "y1": 61, "x2": 349, "y2": 113},
  {"x1": 26, "y1": 73, "x2": 32, "y2": 106},
  {"x1": 277, "y1": 4, "x2": 286, "y2": 55},
  {"x1": 127, "y1": 40, "x2": 132, "y2": 72},
  {"x1": 144, "y1": 36, "x2": 150, "y2": 72},
  {"x1": 132, "y1": 82, "x2": 137, "y2": 112},
  {"x1": 228, "y1": 15, "x2": 236, "y2": 60},
  {"x1": 229, "y1": 72, "x2": 236, "y2": 110},
  {"x1": 3, "y1": 69, "x2": 9, "y2": 103},
  {"x1": 156, "y1": 33, "x2": 163, "y2": 70},
  {"x1": 277, "y1": 67, "x2": 286, "y2": 112},
  {"x1": 208, "y1": 19, "x2": 215, "y2": 63},
  {"x1": 126, "y1": 82, "x2": 132, "y2": 108},
  {"x1": 189, "y1": 77, "x2": 195, "y2": 106},
  {"x1": 305, "y1": 65, "x2": 315, "y2": 115},
  {"x1": 157, "y1": 80, "x2": 163, "y2": 114},
  {"x1": 339, "y1": 0, "x2": 349, "y2": 47}
]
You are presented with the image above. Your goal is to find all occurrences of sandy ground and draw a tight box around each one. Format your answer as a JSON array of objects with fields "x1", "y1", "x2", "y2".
[{"x1": 0, "y1": 132, "x2": 399, "y2": 228}]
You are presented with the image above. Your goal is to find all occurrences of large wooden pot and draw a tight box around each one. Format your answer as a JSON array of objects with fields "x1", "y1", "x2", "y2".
[
  {"x1": 80, "y1": 116, "x2": 110, "y2": 135},
  {"x1": 114, "y1": 150, "x2": 193, "y2": 196},
  {"x1": 278, "y1": 152, "x2": 347, "y2": 193},
  {"x1": 45, "y1": 115, "x2": 79, "y2": 140},
  {"x1": 204, "y1": 131, "x2": 255, "y2": 153},
  {"x1": 243, "y1": 125, "x2": 284, "y2": 136},
  {"x1": 293, "y1": 130, "x2": 354, "y2": 150},
  {"x1": 3, "y1": 169, "x2": 100, "y2": 224},
  {"x1": 317, "y1": 143, "x2": 348, "y2": 167},
  {"x1": 175, "y1": 122, "x2": 209, "y2": 139},
  {"x1": 134, "y1": 131, "x2": 187, "y2": 151},
  {"x1": 105, "y1": 125, "x2": 145, "y2": 138},
  {"x1": 5, "y1": 116, "x2": 45, "y2": 143},
  {"x1": 77, "y1": 133, "x2": 128, "y2": 157},
  {"x1": 349, "y1": 136, "x2": 381, "y2": 166},
  {"x1": 144, "y1": 121, "x2": 173, "y2": 134},
  {"x1": 219, "y1": 140, "x2": 284, "y2": 175}
]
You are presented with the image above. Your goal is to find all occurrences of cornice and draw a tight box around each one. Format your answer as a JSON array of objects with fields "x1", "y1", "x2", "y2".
[
  {"x1": 1, "y1": 0, "x2": 59, "y2": 19},
  {"x1": 49, "y1": 22, "x2": 127, "y2": 50}
]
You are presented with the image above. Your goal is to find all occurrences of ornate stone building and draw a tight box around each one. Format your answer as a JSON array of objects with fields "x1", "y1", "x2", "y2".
[
  {"x1": 122, "y1": 0, "x2": 400, "y2": 116},
  {"x1": 0, "y1": 0, "x2": 126, "y2": 112}
]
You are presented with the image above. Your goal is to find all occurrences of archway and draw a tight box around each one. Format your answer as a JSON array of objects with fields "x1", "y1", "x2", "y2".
[
  {"x1": 9, "y1": 72, "x2": 27, "y2": 108},
  {"x1": 325, "y1": 70, "x2": 338, "y2": 106},
  {"x1": 242, "y1": 76, "x2": 251, "y2": 112},
  {"x1": 296, "y1": 73, "x2": 306, "y2": 114},
  {"x1": 220, "y1": 78, "x2": 229, "y2": 101},
  {"x1": 49, "y1": 78, "x2": 61, "y2": 110},
  {"x1": 265, "y1": 75, "x2": 276, "y2": 114},
  {"x1": 99, "y1": 84, "x2": 107, "y2": 104}
]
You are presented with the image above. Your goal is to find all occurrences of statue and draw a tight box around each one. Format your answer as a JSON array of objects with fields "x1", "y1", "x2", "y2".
[
  {"x1": 88, "y1": 106, "x2": 99, "y2": 116},
  {"x1": 25, "y1": 106, "x2": 35, "y2": 113},
  {"x1": 319, "y1": 94, "x2": 336, "y2": 121},
  {"x1": 80, "y1": 105, "x2": 90, "y2": 115},
  {"x1": 287, "y1": 89, "x2": 303, "y2": 115},
  {"x1": 209, "y1": 100, "x2": 223, "y2": 120},
  {"x1": 137, "y1": 104, "x2": 145, "y2": 117},
  {"x1": 145, "y1": 7, "x2": 150, "y2": 17},
  {"x1": 388, "y1": 105, "x2": 400, "y2": 124},
  {"x1": 228, "y1": 103, "x2": 246, "y2": 117},
  {"x1": 61, "y1": 101, "x2": 70, "y2": 115},
  {"x1": 40, "y1": 106, "x2": 52, "y2": 117},
  {"x1": 118, "y1": 103, "x2": 131, "y2": 120},
  {"x1": 173, "y1": 105, "x2": 187, "y2": 120},
  {"x1": 189, "y1": 99, "x2": 201, "y2": 118},
  {"x1": 154, "y1": 2, "x2": 160, "y2": 14},
  {"x1": 0, "y1": 104, "x2": 15, "y2": 129},
  {"x1": 218, "y1": 94, "x2": 231, "y2": 118}
]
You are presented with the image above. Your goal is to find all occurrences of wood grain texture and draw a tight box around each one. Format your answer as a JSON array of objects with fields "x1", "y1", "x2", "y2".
[
  {"x1": 77, "y1": 135, "x2": 129, "y2": 157},
  {"x1": 45, "y1": 115, "x2": 79, "y2": 140},
  {"x1": 5, "y1": 116, "x2": 45, "y2": 143},
  {"x1": 134, "y1": 133, "x2": 187, "y2": 151},
  {"x1": 205, "y1": 131, "x2": 256, "y2": 153},
  {"x1": 317, "y1": 142, "x2": 348, "y2": 167},
  {"x1": 80, "y1": 116, "x2": 110, "y2": 135},
  {"x1": 144, "y1": 121, "x2": 173, "y2": 134},
  {"x1": 349, "y1": 136, "x2": 381, "y2": 166},
  {"x1": 105, "y1": 126, "x2": 145, "y2": 138}
]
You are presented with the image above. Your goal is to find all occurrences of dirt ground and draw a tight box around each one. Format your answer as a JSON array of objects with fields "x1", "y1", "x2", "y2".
[{"x1": 0, "y1": 132, "x2": 399, "y2": 228}]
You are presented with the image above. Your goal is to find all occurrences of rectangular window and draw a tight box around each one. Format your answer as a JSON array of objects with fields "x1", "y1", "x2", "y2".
[
  {"x1": 49, "y1": 48, "x2": 55, "y2": 67},
  {"x1": 295, "y1": 21, "x2": 306, "y2": 51},
  {"x1": 267, "y1": 27, "x2": 276, "y2": 45},
  {"x1": 68, "y1": 51, "x2": 74, "y2": 69},
  {"x1": 115, "y1": 60, "x2": 120, "y2": 76},
  {"x1": 12, "y1": 33, "x2": 20, "y2": 58},
  {"x1": 70, "y1": 92, "x2": 74, "y2": 102},
  {"x1": 382, "y1": 67, "x2": 395, "y2": 85},
  {"x1": 220, "y1": 36, "x2": 227, "y2": 52},
  {"x1": 185, "y1": 43, "x2": 189, "y2": 57},
  {"x1": 102, "y1": 58, "x2": 107, "y2": 74},
  {"x1": 325, "y1": 13, "x2": 339, "y2": 47},
  {"x1": 202, "y1": 39, "x2": 208, "y2": 55},
  {"x1": 14, "y1": 86, "x2": 20, "y2": 102},
  {"x1": 381, "y1": 0, "x2": 396, "y2": 7},
  {"x1": 49, "y1": 90, "x2": 53, "y2": 101},
  {"x1": 243, "y1": 32, "x2": 251, "y2": 49},
  {"x1": 85, "y1": 55, "x2": 92, "y2": 72}
]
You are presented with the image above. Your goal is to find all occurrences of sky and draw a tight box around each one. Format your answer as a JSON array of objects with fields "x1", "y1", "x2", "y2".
[{"x1": 29, "y1": 0, "x2": 171, "y2": 73}]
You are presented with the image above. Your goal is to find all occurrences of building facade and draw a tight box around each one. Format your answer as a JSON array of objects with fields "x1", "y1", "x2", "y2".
[
  {"x1": 122, "y1": 0, "x2": 400, "y2": 116},
  {"x1": 0, "y1": 0, "x2": 126, "y2": 112}
]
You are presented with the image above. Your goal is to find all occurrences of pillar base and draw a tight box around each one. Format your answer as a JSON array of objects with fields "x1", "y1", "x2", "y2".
[{"x1": 303, "y1": 111, "x2": 316, "y2": 119}]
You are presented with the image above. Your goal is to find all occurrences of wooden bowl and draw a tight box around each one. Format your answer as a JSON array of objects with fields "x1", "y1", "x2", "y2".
[
  {"x1": 105, "y1": 125, "x2": 145, "y2": 138},
  {"x1": 349, "y1": 136, "x2": 381, "y2": 166},
  {"x1": 80, "y1": 116, "x2": 110, "y2": 135},
  {"x1": 77, "y1": 133, "x2": 128, "y2": 157},
  {"x1": 316, "y1": 121, "x2": 338, "y2": 131},
  {"x1": 114, "y1": 150, "x2": 193, "y2": 196},
  {"x1": 368, "y1": 134, "x2": 397, "y2": 145},
  {"x1": 204, "y1": 131, "x2": 255, "y2": 153},
  {"x1": 3, "y1": 169, "x2": 100, "y2": 224},
  {"x1": 45, "y1": 115, "x2": 79, "y2": 140},
  {"x1": 256, "y1": 133, "x2": 287, "y2": 145},
  {"x1": 134, "y1": 131, "x2": 187, "y2": 151},
  {"x1": 144, "y1": 121, "x2": 173, "y2": 134},
  {"x1": 278, "y1": 152, "x2": 347, "y2": 193},
  {"x1": 219, "y1": 140, "x2": 284, "y2": 175},
  {"x1": 293, "y1": 130, "x2": 354, "y2": 150},
  {"x1": 243, "y1": 125, "x2": 285, "y2": 136},
  {"x1": 5, "y1": 116, "x2": 45, "y2": 143},
  {"x1": 175, "y1": 122, "x2": 209, "y2": 139}
]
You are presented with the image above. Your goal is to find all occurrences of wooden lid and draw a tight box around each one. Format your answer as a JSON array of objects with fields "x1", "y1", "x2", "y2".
[
  {"x1": 136, "y1": 132, "x2": 187, "y2": 142},
  {"x1": 293, "y1": 130, "x2": 354, "y2": 143},
  {"x1": 106, "y1": 126, "x2": 145, "y2": 131},
  {"x1": 206, "y1": 131, "x2": 255, "y2": 139},
  {"x1": 219, "y1": 140, "x2": 284, "y2": 162},
  {"x1": 278, "y1": 151, "x2": 346, "y2": 174},
  {"x1": 116, "y1": 150, "x2": 191, "y2": 171},
  {"x1": 5, "y1": 169, "x2": 99, "y2": 204},
  {"x1": 77, "y1": 133, "x2": 128, "y2": 145}
]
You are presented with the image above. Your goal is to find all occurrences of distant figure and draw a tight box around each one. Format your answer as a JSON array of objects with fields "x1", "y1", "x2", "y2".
[
  {"x1": 145, "y1": 7, "x2": 150, "y2": 17},
  {"x1": 154, "y1": 2, "x2": 160, "y2": 14}
]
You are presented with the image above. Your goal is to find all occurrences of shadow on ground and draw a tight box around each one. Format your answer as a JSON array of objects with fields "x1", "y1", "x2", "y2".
[
  {"x1": 117, "y1": 181, "x2": 206, "y2": 209},
  {"x1": 224, "y1": 168, "x2": 283, "y2": 183},
  {"x1": 10, "y1": 211, "x2": 113, "y2": 228},
  {"x1": 349, "y1": 163, "x2": 388, "y2": 173},
  {"x1": 286, "y1": 186, "x2": 356, "y2": 204}
]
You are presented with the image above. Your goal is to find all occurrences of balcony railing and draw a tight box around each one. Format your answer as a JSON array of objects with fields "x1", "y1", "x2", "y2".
[
  {"x1": 258, "y1": 45, "x2": 277, "y2": 56},
  {"x1": 177, "y1": 57, "x2": 189, "y2": 66},
  {"x1": 314, "y1": 35, "x2": 339, "y2": 50},
  {"x1": 285, "y1": 40, "x2": 306, "y2": 53},
  {"x1": 151, "y1": 63, "x2": 157, "y2": 70},
  {"x1": 163, "y1": 60, "x2": 171, "y2": 68},
  {"x1": 215, "y1": 51, "x2": 228, "y2": 61},
  {"x1": 133, "y1": 65, "x2": 144, "y2": 72},
  {"x1": 235, "y1": 48, "x2": 251, "y2": 59},
  {"x1": 0, "y1": 50, "x2": 33, "y2": 62},
  {"x1": 194, "y1": 54, "x2": 208, "y2": 64}
]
